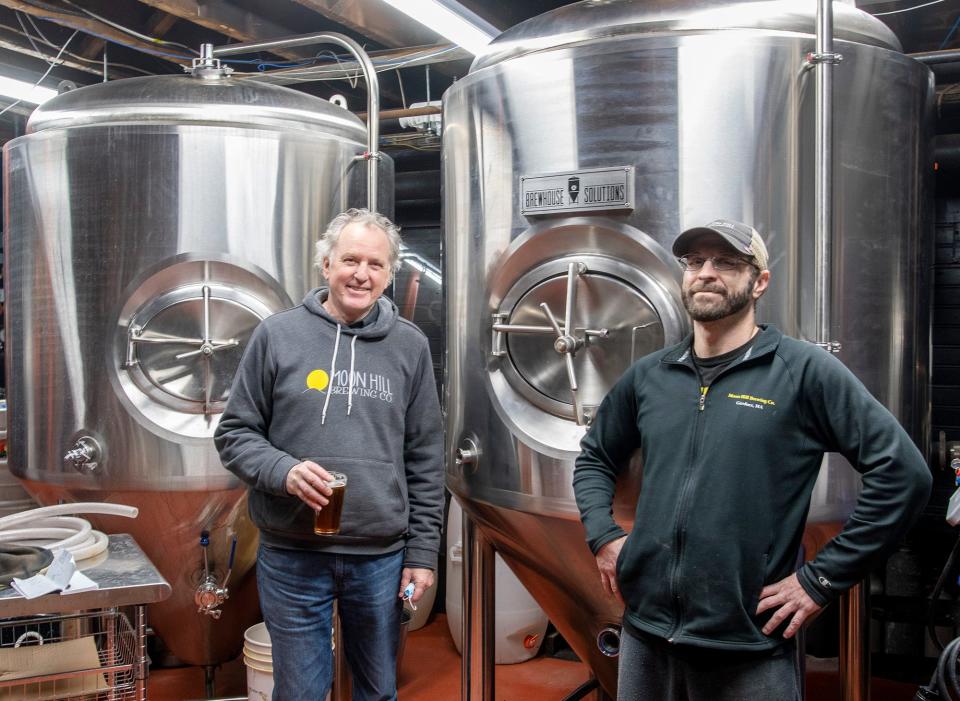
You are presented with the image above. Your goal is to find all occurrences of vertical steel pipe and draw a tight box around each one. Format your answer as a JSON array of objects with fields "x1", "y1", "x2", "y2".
[
  {"x1": 813, "y1": 0, "x2": 836, "y2": 352},
  {"x1": 462, "y1": 512, "x2": 495, "y2": 701},
  {"x1": 212, "y1": 33, "x2": 381, "y2": 212},
  {"x1": 134, "y1": 605, "x2": 147, "y2": 701},
  {"x1": 840, "y1": 583, "x2": 870, "y2": 701}
]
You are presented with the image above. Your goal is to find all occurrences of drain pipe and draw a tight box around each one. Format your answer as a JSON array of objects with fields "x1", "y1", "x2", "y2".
[{"x1": 211, "y1": 34, "x2": 381, "y2": 213}]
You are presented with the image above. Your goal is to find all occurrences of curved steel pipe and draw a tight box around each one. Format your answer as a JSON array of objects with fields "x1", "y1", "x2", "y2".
[{"x1": 212, "y1": 33, "x2": 381, "y2": 212}]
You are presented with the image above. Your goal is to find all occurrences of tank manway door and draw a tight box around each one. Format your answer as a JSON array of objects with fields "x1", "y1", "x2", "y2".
[
  {"x1": 114, "y1": 259, "x2": 290, "y2": 438},
  {"x1": 493, "y1": 257, "x2": 665, "y2": 426}
]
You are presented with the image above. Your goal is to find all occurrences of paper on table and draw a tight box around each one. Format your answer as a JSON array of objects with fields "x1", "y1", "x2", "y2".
[
  {"x1": 43, "y1": 550, "x2": 75, "y2": 590},
  {"x1": 9, "y1": 551, "x2": 98, "y2": 598},
  {"x1": 61, "y1": 570, "x2": 98, "y2": 595}
]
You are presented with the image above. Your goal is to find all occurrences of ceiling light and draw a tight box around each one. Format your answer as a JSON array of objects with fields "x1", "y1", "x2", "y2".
[
  {"x1": 0, "y1": 76, "x2": 56, "y2": 106},
  {"x1": 379, "y1": 0, "x2": 498, "y2": 55}
]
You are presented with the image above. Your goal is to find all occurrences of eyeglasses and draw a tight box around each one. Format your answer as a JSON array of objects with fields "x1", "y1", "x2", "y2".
[{"x1": 677, "y1": 255, "x2": 757, "y2": 272}]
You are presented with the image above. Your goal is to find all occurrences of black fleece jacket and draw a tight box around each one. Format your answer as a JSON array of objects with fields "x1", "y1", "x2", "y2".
[{"x1": 573, "y1": 325, "x2": 931, "y2": 650}]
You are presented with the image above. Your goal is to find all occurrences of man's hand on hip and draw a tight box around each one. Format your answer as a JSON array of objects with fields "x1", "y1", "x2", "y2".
[
  {"x1": 595, "y1": 536, "x2": 626, "y2": 605},
  {"x1": 285, "y1": 460, "x2": 334, "y2": 511},
  {"x1": 756, "y1": 572, "x2": 823, "y2": 639}
]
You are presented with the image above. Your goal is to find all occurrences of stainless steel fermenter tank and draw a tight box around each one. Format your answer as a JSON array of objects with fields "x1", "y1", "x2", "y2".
[
  {"x1": 4, "y1": 60, "x2": 392, "y2": 665},
  {"x1": 443, "y1": 0, "x2": 932, "y2": 694}
]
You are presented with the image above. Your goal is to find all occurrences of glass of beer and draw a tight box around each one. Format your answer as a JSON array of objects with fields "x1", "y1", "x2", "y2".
[{"x1": 314, "y1": 472, "x2": 347, "y2": 535}]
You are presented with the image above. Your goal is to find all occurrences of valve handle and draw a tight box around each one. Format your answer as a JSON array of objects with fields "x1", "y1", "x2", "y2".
[{"x1": 540, "y1": 302, "x2": 584, "y2": 424}]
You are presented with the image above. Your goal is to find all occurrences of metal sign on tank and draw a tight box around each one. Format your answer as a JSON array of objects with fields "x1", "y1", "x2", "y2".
[{"x1": 443, "y1": 0, "x2": 933, "y2": 695}]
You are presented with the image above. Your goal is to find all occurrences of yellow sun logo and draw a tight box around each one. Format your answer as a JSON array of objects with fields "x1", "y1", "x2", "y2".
[{"x1": 305, "y1": 369, "x2": 330, "y2": 392}]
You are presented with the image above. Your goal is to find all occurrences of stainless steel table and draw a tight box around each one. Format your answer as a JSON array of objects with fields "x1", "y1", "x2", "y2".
[{"x1": 0, "y1": 534, "x2": 172, "y2": 700}]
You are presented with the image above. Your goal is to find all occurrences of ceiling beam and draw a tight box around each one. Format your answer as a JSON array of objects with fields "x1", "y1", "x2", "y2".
[
  {"x1": 134, "y1": 0, "x2": 311, "y2": 60},
  {"x1": 77, "y1": 9, "x2": 179, "y2": 60},
  {"x1": 0, "y1": 0, "x2": 190, "y2": 66},
  {"x1": 288, "y1": 0, "x2": 440, "y2": 48}
]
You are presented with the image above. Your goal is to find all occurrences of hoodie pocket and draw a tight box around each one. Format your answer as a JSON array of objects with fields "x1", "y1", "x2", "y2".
[{"x1": 317, "y1": 456, "x2": 407, "y2": 539}]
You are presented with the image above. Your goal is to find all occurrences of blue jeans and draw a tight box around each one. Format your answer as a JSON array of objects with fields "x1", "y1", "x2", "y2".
[
  {"x1": 617, "y1": 629, "x2": 801, "y2": 701},
  {"x1": 256, "y1": 544, "x2": 404, "y2": 701}
]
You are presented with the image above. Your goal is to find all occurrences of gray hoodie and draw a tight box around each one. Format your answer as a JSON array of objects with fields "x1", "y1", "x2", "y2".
[{"x1": 214, "y1": 288, "x2": 444, "y2": 570}]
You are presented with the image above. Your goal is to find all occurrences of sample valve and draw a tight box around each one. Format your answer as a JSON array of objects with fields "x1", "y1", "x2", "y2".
[
  {"x1": 63, "y1": 436, "x2": 102, "y2": 473},
  {"x1": 195, "y1": 530, "x2": 238, "y2": 619}
]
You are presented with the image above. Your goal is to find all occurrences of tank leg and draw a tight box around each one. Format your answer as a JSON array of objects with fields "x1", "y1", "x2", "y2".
[
  {"x1": 462, "y1": 513, "x2": 495, "y2": 701},
  {"x1": 839, "y1": 581, "x2": 870, "y2": 701},
  {"x1": 203, "y1": 665, "x2": 216, "y2": 699}
]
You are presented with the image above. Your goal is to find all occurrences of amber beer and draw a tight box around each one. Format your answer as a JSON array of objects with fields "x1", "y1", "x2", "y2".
[{"x1": 314, "y1": 472, "x2": 347, "y2": 535}]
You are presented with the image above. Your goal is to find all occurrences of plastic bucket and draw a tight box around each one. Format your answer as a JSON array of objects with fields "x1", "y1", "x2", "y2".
[
  {"x1": 244, "y1": 622, "x2": 271, "y2": 654},
  {"x1": 445, "y1": 497, "x2": 549, "y2": 664},
  {"x1": 244, "y1": 623, "x2": 273, "y2": 701},
  {"x1": 243, "y1": 644, "x2": 272, "y2": 665},
  {"x1": 244, "y1": 657, "x2": 273, "y2": 701}
]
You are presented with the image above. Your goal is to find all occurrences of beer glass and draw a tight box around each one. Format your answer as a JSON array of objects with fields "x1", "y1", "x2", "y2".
[{"x1": 314, "y1": 472, "x2": 347, "y2": 535}]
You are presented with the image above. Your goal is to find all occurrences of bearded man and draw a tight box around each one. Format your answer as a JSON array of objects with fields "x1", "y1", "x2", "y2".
[{"x1": 573, "y1": 220, "x2": 931, "y2": 701}]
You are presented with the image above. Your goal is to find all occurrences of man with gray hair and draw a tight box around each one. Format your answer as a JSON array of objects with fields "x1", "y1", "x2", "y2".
[
  {"x1": 216, "y1": 208, "x2": 443, "y2": 701},
  {"x1": 574, "y1": 220, "x2": 931, "y2": 700}
]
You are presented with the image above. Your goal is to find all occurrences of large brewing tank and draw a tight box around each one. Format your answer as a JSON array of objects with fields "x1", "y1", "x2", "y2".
[
  {"x1": 443, "y1": 0, "x2": 932, "y2": 693},
  {"x1": 4, "y1": 67, "x2": 393, "y2": 665}
]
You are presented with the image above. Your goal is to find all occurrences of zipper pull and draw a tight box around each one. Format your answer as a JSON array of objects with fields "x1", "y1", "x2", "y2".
[{"x1": 699, "y1": 387, "x2": 707, "y2": 412}]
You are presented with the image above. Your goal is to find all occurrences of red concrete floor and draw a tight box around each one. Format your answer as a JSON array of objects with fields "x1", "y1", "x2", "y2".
[{"x1": 147, "y1": 614, "x2": 921, "y2": 701}]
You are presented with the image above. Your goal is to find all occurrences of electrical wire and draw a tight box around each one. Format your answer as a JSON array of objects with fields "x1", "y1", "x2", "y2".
[
  {"x1": 237, "y1": 45, "x2": 460, "y2": 84},
  {"x1": 24, "y1": 11, "x2": 54, "y2": 47},
  {"x1": 0, "y1": 22, "x2": 155, "y2": 76},
  {"x1": 15, "y1": 11, "x2": 50, "y2": 65},
  {"x1": 395, "y1": 69, "x2": 407, "y2": 109},
  {"x1": 0, "y1": 28, "x2": 78, "y2": 119},
  {"x1": 873, "y1": 0, "x2": 945, "y2": 16},
  {"x1": 60, "y1": 0, "x2": 197, "y2": 55},
  {"x1": 941, "y1": 12, "x2": 960, "y2": 49}
]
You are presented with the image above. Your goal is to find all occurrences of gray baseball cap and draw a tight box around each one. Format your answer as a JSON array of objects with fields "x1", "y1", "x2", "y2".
[{"x1": 672, "y1": 219, "x2": 769, "y2": 271}]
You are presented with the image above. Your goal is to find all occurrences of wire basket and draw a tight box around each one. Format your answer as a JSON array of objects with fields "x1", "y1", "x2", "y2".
[{"x1": 0, "y1": 610, "x2": 137, "y2": 700}]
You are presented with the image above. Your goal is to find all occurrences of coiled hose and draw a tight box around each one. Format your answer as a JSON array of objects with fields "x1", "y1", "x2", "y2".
[
  {"x1": 0, "y1": 502, "x2": 138, "y2": 561},
  {"x1": 917, "y1": 637, "x2": 960, "y2": 700}
]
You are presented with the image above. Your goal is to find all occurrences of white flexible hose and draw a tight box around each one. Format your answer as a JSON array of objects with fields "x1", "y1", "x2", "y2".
[
  {"x1": 0, "y1": 502, "x2": 138, "y2": 561},
  {"x1": 0, "y1": 528, "x2": 78, "y2": 543},
  {"x1": 0, "y1": 502, "x2": 138, "y2": 530}
]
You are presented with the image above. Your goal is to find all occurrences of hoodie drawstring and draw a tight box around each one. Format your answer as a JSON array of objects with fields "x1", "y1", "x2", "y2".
[
  {"x1": 347, "y1": 336, "x2": 357, "y2": 416},
  {"x1": 321, "y1": 324, "x2": 342, "y2": 425}
]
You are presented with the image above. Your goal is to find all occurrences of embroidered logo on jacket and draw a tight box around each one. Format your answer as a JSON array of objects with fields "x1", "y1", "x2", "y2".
[{"x1": 727, "y1": 392, "x2": 776, "y2": 411}]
